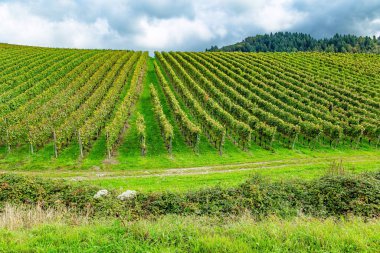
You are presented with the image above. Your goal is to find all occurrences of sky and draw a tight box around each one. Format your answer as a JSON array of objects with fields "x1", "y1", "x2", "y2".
[{"x1": 0, "y1": 0, "x2": 379, "y2": 52}]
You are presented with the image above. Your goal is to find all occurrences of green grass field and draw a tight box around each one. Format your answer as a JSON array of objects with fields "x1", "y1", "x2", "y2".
[
  {"x1": 1, "y1": 205, "x2": 379, "y2": 253},
  {"x1": 1, "y1": 151, "x2": 379, "y2": 193}
]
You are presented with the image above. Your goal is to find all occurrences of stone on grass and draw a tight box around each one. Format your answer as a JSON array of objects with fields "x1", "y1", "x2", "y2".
[
  {"x1": 117, "y1": 190, "x2": 137, "y2": 201},
  {"x1": 94, "y1": 189, "x2": 108, "y2": 199}
]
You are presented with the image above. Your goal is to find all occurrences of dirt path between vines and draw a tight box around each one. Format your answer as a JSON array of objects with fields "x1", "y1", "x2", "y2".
[{"x1": 1, "y1": 155, "x2": 378, "y2": 181}]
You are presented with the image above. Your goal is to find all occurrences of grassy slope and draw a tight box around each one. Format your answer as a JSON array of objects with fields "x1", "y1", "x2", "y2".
[
  {"x1": 1, "y1": 156, "x2": 378, "y2": 193},
  {"x1": 1, "y1": 215, "x2": 379, "y2": 252},
  {"x1": 88, "y1": 159, "x2": 380, "y2": 192},
  {"x1": 1, "y1": 46, "x2": 379, "y2": 253},
  {"x1": 0, "y1": 57, "x2": 378, "y2": 192},
  {"x1": 115, "y1": 57, "x2": 253, "y2": 169},
  {"x1": 1, "y1": 129, "x2": 378, "y2": 172},
  {"x1": 0, "y1": 56, "x2": 378, "y2": 192},
  {"x1": 1, "y1": 57, "x2": 378, "y2": 170}
]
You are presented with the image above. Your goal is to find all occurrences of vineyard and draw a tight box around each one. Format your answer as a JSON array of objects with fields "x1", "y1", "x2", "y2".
[
  {"x1": 0, "y1": 44, "x2": 379, "y2": 167},
  {"x1": 0, "y1": 44, "x2": 148, "y2": 160},
  {"x1": 155, "y1": 52, "x2": 380, "y2": 153}
]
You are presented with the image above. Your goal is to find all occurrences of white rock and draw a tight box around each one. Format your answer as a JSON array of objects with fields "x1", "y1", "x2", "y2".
[
  {"x1": 117, "y1": 190, "x2": 137, "y2": 201},
  {"x1": 94, "y1": 189, "x2": 108, "y2": 199}
]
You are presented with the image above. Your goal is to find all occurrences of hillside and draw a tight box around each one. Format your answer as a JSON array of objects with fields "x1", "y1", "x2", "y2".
[
  {"x1": 0, "y1": 44, "x2": 379, "y2": 170},
  {"x1": 0, "y1": 44, "x2": 379, "y2": 252},
  {"x1": 207, "y1": 32, "x2": 380, "y2": 53}
]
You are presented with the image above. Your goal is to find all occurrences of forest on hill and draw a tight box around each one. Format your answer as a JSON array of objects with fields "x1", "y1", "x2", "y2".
[{"x1": 207, "y1": 32, "x2": 380, "y2": 53}]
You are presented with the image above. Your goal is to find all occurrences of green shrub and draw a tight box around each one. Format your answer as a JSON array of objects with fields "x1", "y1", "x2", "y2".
[
  {"x1": 0, "y1": 171, "x2": 379, "y2": 218},
  {"x1": 0, "y1": 174, "x2": 99, "y2": 210},
  {"x1": 306, "y1": 174, "x2": 380, "y2": 217}
]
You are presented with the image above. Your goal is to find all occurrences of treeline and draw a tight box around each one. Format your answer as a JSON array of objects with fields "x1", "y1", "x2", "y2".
[{"x1": 207, "y1": 32, "x2": 380, "y2": 53}]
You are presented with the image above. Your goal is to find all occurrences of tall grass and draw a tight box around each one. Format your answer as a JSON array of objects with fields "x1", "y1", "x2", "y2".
[
  {"x1": 0, "y1": 205, "x2": 379, "y2": 252},
  {"x1": 0, "y1": 204, "x2": 90, "y2": 230}
]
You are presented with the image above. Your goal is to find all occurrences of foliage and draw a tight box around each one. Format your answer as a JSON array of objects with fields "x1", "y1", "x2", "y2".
[
  {"x1": 136, "y1": 112, "x2": 146, "y2": 156},
  {"x1": 1, "y1": 171, "x2": 379, "y2": 218},
  {"x1": 105, "y1": 52, "x2": 148, "y2": 157},
  {"x1": 207, "y1": 32, "x2": 380, "y2": 53},
  {"x1": 157, "y1": 51, "x2": 379, "y2": 150},
  {"x1": 0, "y1": 44, "x2": 378, "y2": 161},
  {"x1": 154, "y1": 61, "x2": 201, "y2": 150},
  {"x1": 150, "y1": 84, "x2": 174, "y2": 153},
  {"x1": 1, "y1": 211, "x2": 379, "y2": 252}
]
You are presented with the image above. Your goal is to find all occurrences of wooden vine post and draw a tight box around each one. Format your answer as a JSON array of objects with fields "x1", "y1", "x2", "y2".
[
  {"x1": 291, "y1": 133, "x2": 298, "y2": 150},
  {"x1": 30, "y1": 143, "x2": 34, "y2": 154},
  {"x1": 5, "y1": 118, "x2": 11, "y2": 153},
  {"x1": 106, "y1": 131, "x2": 111, "y2": 159},
  {"x1": 53, "y1": 130, "x2": 58, "y2": 158},
  {"x1": 78, "y1": 131, "x2": 83, "y2": 158}
]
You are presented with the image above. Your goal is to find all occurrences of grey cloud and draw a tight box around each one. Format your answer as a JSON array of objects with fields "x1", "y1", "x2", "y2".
[
  {"x1": 0, "y1": 0, "x2": 379, "y2": 51},
  {"x1": 290, "y1": 0, "x2": 380, "y2": 38}
]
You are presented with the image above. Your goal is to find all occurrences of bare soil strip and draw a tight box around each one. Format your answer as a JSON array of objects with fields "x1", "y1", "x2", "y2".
[{"x1": 1, "y1": 155, "x2": 378, "y2": 181}]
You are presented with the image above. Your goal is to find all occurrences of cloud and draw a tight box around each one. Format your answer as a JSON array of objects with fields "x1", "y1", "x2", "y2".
[
  {"x1": 134, "y1": 17, "x2": 213, "y2": 51},
  {"x1": 0, "y1": 2, "x2": 124, "y2": 49},
  {"x1": 251, "y1": 0, "x2": 307, "y2": 32},
  {"x1": 0, "y1": 0, "x2": 379, "y2": 52},
  {"x1": 290, "y1": 0, "x2": 380, "y2": 38}
]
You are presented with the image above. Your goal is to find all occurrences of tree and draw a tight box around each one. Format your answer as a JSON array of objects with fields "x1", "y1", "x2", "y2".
[{"x1": 207, "y1": 32, "x2": 380, "y2": 53}]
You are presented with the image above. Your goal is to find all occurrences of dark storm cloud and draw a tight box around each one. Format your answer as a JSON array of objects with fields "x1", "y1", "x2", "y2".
[
  {"x1": 289, "y1": 0, "x2": 380, "y2": 38},
  {"x1": 0, "y1": 0, "x2": 378, "y2": 51}
]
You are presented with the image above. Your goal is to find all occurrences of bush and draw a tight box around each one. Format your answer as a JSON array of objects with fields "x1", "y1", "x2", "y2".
[
  {"x1": 306, "y1": 173, "x2": 380, "y2": 217},
  {"x1": 0, "y1": 174, "x2": 99, "y2": 210},
  {"x1": 0, "y1": 171, "x2": 379, "y2": 218}
]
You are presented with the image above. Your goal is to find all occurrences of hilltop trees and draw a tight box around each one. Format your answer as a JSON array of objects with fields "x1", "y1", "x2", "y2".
[{"x1": 207, "y1": 32, "x2": 380, "y2": 53}]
